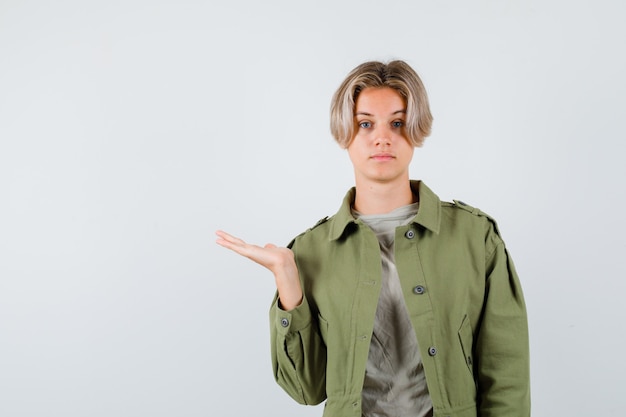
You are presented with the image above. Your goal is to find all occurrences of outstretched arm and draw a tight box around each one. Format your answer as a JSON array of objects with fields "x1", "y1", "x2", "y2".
[
  {"x1": 215, "y1": 230, "x2": 303, "y2": 310},
  {"x1": 216, "y1": 230, "x2": 327, "y2": 404}
]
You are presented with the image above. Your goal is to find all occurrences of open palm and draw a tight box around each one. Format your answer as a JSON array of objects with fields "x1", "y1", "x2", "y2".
[{"x1": 215, "y1": 230, "x2": 302, "y2": 310}]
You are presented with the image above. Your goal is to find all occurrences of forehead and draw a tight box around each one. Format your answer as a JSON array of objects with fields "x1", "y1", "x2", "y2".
[{"x1": 355, "y1": 87, "x2": 405, "y2": 113}]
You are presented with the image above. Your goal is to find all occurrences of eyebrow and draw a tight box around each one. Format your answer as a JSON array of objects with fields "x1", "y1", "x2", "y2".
[{"x1": 355, "y1": 110, "x2": 407, "y2": 116}]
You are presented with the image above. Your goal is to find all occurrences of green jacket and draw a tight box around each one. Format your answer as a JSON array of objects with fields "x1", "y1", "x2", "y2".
[{"x1": 270, "y1": 181, "x2": 530, "y2": 417}]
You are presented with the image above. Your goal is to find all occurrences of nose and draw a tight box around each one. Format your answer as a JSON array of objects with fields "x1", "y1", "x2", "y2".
[{"x1": 374, "y1": 125, "x2": 392, "y2": 147}]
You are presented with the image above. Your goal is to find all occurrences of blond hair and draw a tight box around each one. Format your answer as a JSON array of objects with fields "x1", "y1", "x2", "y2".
[{"x1": 330, "y1": 60, "x2": 433, "y2": 148}]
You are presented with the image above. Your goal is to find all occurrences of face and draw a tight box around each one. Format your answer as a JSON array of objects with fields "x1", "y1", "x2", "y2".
[{"x1": 348, "y1": 87, "x2": 414, "y2": 185}]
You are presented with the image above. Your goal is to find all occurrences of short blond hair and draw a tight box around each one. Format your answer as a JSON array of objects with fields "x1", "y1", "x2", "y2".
[{"x1": 330, "y1": 60, "x2": 433, "y2": 148}]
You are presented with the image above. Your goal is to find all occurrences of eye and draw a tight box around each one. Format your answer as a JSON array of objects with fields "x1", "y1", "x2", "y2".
[
  {"x1": 391, "y1": 120, "x2": 405, "y2": 128},
  {"x1": 358, "y1": 121, "x2": 372, "y2": 129}
]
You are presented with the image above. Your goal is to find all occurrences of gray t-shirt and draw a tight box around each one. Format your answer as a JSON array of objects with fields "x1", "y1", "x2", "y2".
[{"x1": 354, "y1": 203, "x2": 433, "y2": 417}]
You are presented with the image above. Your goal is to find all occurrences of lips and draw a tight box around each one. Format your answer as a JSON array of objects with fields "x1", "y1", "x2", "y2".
[{"x1": 371, "y1": 153, "x2": 395, "y2": 161}]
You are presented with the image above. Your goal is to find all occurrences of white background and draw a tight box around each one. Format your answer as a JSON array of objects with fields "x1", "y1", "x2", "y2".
[{"x1": 1, "y1": 0, "x2": 625, "y2": 416}]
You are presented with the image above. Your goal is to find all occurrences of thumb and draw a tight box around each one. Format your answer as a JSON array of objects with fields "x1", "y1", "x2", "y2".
[{"x1": 264, "y1": 243, "x2": 277, "y2": 249}]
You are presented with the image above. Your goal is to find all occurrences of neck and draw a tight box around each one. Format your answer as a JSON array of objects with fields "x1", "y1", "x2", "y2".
[{"x1": 352, "y1": 177, "x2": 415, "y2": 215}]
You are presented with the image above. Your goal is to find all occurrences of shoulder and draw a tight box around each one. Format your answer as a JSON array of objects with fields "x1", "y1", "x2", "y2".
[
  {"x1": 440, "y1": 199, "x2": 504, "y2": 245},
  {"x1": 444, "y1": 199, "x2": 496, "y2": 222},
  {"x1": 287, "y1": 215, "x2": 334, "y2": 249}
]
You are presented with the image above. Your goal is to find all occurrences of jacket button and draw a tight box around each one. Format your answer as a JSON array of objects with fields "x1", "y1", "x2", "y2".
[
  {"x1": 428, "y1": 346, "x2": 437, "y2": 356},
  {"x1": 280, "y1": 318, "x2": 289, "y2": 327},
  {"x1": 413, "y1": 285, "x2": 425, "y2": 295},
  {"x1": 405, "y1": 230, "x2": 415, "y2": 239}
]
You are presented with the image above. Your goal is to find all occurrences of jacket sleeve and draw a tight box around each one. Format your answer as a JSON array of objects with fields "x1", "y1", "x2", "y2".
[
  {"x1": 475, "y1": 225, "x2": 531, "y2": 417},
  {"x1": 269, "y1": 240, "x2": 327, "y2": 405}
]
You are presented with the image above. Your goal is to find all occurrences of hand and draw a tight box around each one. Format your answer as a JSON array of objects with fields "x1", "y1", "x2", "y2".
[
  {"x1": 215, "y1": 230, "x2": 293, "y2": 272},
  {"x1": 215, "y1": 230, "x2": 303, "y2": 310}
]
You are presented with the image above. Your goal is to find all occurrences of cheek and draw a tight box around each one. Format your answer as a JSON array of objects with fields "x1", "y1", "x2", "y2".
[
  {"x1": 346, "y1": 137, "x2": 363, "y2": 156},
  {"x1": 400, "y1": 142, "x2": 415, "y2": 161},
  {"x1": 346, "y1": 146, "x2": 357, "y2": 164}
]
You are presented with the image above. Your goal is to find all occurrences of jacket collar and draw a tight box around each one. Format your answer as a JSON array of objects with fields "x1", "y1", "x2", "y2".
[{"x1": 329, "y1": 180, "x2": 441, "y2": 241}]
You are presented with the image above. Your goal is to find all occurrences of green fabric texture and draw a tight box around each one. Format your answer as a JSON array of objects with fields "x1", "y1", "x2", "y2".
[{"x1": 270, "y1": 181, "x2": 530, "y2": 417}]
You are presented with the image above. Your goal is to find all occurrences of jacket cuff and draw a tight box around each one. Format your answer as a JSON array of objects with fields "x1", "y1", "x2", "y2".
[{"x1": 273, "y1": 295, "x2": 313, "y2": 336}]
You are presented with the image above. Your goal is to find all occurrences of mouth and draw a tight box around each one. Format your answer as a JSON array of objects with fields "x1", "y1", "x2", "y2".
[{"x1": 371, "y1": 153, "x2": 395, "y2": 161}]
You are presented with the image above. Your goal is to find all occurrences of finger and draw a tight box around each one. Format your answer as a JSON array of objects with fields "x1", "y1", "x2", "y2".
[
  {"x1": 215, "y1": 231, "x2": 283, "y2": 269},
  {"x1": 216, "y1": 231, "x2": 246, "y2": 251},
  {"x1": 215, "y1": 230, "x2": 240, "y2": 243},
  {"x1": 216, "y1": 231, "x2": 268, "y2": 263},
  {"x1": 215, "y1": 230, "x2": 248, "y2": 247}
]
